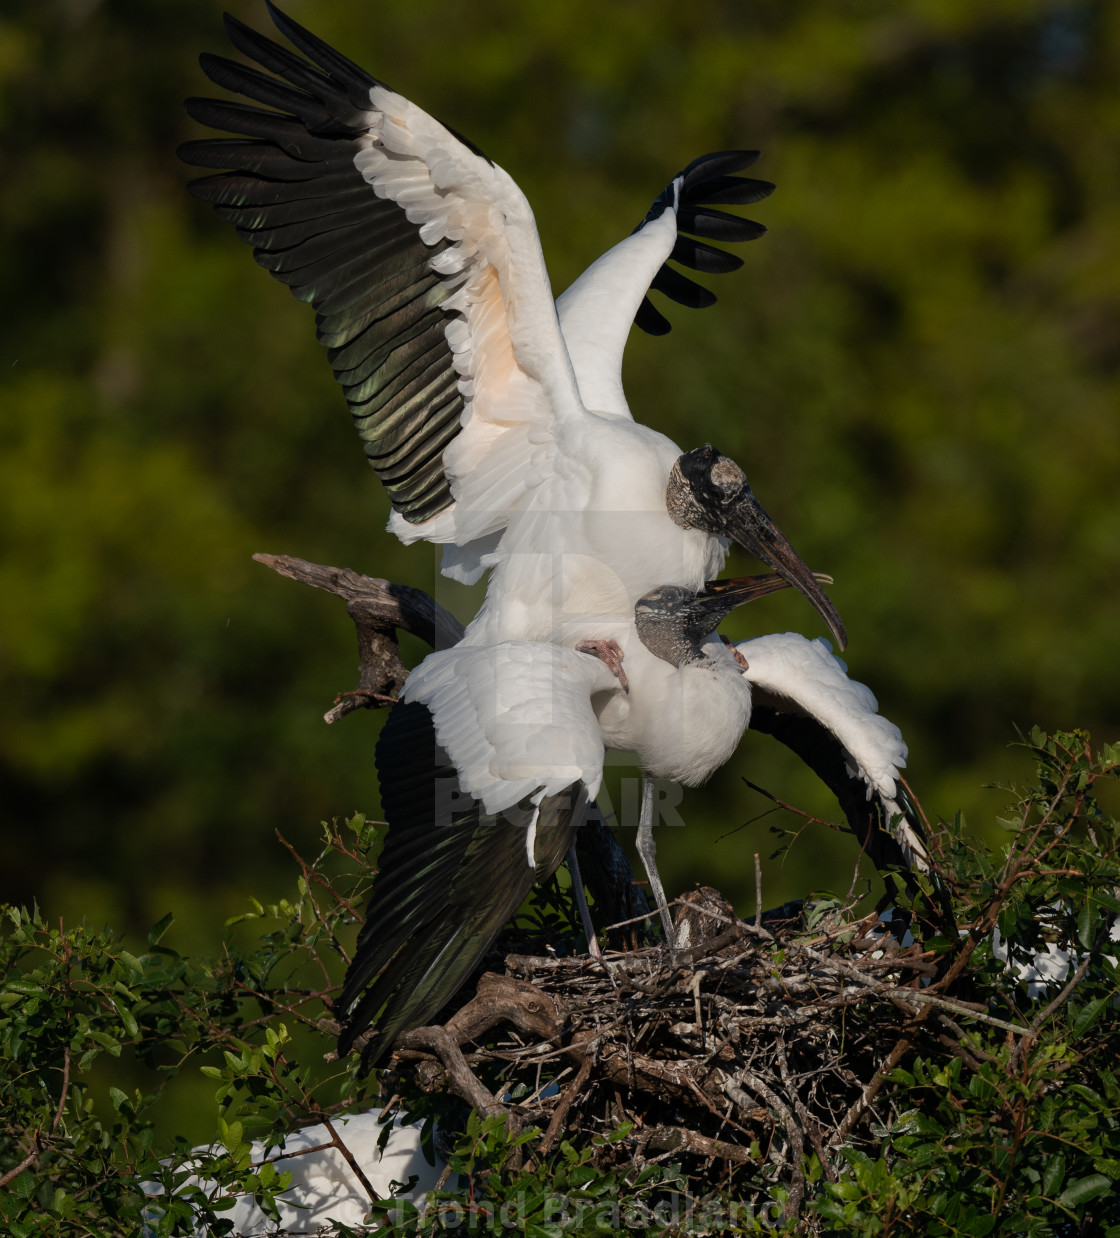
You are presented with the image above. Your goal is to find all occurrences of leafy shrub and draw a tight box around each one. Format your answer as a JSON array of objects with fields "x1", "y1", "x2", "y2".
[{"x1": 2, "y1": 730, "x2": 1118, "y2": 1235}]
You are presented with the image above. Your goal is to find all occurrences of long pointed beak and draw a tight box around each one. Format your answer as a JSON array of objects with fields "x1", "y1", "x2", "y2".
[
  {"x1": 696, "y1": 571, "x2": 834, "y2": 625},
  {"x1": 723, "y1": 498, "x2": 847, "y2": 650},
  {"x1": 701, "y1": 571, "x2": 833, "y2": 603}
]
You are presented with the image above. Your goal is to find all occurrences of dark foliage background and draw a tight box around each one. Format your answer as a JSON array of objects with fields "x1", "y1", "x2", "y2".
[{"x1": 3, "y1": 0, "x2": 1120, "y2": 951}]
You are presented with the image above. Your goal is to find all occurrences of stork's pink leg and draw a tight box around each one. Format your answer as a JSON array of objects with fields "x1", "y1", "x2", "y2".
[
  {"x1": 576, "y1": 638, "x2": 629, "y2": 691},
  {"x1": 720, "y1": 634, "x2": 750, "y2": 672}
]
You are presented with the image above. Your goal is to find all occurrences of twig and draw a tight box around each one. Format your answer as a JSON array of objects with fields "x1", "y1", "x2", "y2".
[
  {"x1": 1026, "y1": 947, "x2": 1093, "y2": 1038},
  {"x1": 741, "y1": 778, "x2": 843, "y2": 832},
  {"x1": 898, "y1": 773, "x2": 934, "y2": 840},
  {"x1": 844, "y1": 829, "x2": 871, "y2": 908},
  {"x1": 1008, "y1": 933, "x2": 1099, "y2": 1072},
  {"x1": 669, "y1": 924, "x2": 745, "y2": 967},
  {"x1": 0, "y1": 1147, "x2": 39, "y2": 1191},
  {"x1": 885, "y1": 990, "x2": 1030, "y2": 1036},
  {"x1": 830, "y1": 1018, "x2": 926, "y2": 1147},
  {"x1": 644, "y1": 1124, "x2": 754, "y2": 1164},
  {"x1": 535, "y1": 1057, "x2": 593, "y2": 1158},
  {"x1": 0, "y1": 1046, "x2": 71, "y2": 1189},
  {"x1": 321, "y1": 1115, "x2": 381, "y2": 1204},
  {"x1": 791, "y1": 940, "x2": 1030, "y2": 1034},
  {"x1": 324, "y1": 688, "x2": 399, "y2": 723},
  {"x1": 275, "y1": 828, "x2": 363, "y2": 946},
  {"x1": 776, "y1": 1038, "x2": 836, "y2": 1183},
  {"x1": 725, "y1": 1068, "x2": 806, "y2": 1220}
]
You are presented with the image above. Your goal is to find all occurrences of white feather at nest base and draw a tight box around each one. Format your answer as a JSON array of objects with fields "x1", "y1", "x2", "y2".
[{"x1": 143, "y1": 1112, "x2": 444, "y2": 1236}]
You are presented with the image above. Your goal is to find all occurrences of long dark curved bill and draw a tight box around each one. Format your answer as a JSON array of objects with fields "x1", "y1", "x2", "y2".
[
  {"x1": 722, "y1": 497, "x2": 847, "y2": 650},
  {"x1": 697, "y1": 571, "x2": 835, "y2": 628}
]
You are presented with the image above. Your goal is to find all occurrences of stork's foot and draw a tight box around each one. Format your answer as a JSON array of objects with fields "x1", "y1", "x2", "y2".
[
  {"x1": 576, "y1": 638, "x2": 629, "y2": 692},
  {"x1": 720, "y1": 635, "x2": 750, "y2": 672},
  {"x1": 331, "y1": 687, "x2": 399, "y2": 706}
]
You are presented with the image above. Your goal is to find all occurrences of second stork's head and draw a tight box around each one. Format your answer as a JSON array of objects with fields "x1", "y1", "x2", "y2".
[
  {"x1": 666, "y1": 445, "x2": 846, "y2": 650},
  {"x1": 635, "y1": 573, "x2": 827, "y2": 668}
]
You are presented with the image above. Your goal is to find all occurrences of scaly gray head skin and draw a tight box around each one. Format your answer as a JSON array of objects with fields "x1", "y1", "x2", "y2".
[
  {"x1": 666, "y1": 445, "x2": 847, "y2": 651},
  {"x1": 635, "y1": 573, "x2": 816, "y2": 669}
]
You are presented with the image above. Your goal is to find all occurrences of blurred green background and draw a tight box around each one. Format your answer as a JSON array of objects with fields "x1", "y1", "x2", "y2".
[{"x1": 3, "y1": 0, "x2": 1119, "y2": 951}]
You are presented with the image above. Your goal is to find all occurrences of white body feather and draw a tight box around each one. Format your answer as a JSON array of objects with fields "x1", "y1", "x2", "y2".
[
  {"x1": 595, "y1": 634, "x2": 753, "y2": 786},
  {"x1": 402, "y1": 641, "x2": 620, "y2": 816}
]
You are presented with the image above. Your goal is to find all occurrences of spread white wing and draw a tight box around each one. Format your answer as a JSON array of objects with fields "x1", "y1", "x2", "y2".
[
  {"x1": 557, "y1": 151, "x2": 773, "y2": 418},
  {"x1": 180, "y1": 8, "x2": 773, "y2": 585},
  {"x1": 180, "y1": 5, "x2": 590, "y2": 574},
  {"x1": 735, "y1": 632, "x2": 929, "y2": 870}
]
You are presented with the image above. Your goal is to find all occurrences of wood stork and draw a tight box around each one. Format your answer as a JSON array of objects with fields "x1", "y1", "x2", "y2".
[
  {"x1": 178, "y1": 6, "x2": 845, "y2": 650},
  {"x1": 992, "y1": 914, "x2": 1120, "y2": 1001},
  {"x1": 142, "y1": 1111, "x2": 443, "y2": 1233},
  {"x1": 335, "y1": 573, "x2": 912, "y2": 1068},
  {"x1": 180, "y1": 6, "x2": 848, "y2": 933}
]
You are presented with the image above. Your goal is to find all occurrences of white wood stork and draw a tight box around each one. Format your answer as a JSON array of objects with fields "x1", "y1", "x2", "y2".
[
  {"x1": 179, "y1": 5, "x2": 849, "y2": 929},
  {"x1": 142, "y1": 1111, "x2": 442, "y2": 1234},
  {"x1": 178, "y1": 8, "x2": 829, "y2": 635},
  {"x1": 335, "y1": 575, "x2": 920, "y2": 1068}
]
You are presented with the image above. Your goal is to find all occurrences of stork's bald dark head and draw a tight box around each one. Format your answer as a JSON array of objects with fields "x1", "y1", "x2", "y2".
[
  {"x1": 665, "y1": 445, "x2": 847, "y2": 651},
  {"x1": 666, "y1": 445, "x2": 750, "y2": 532},
  {"x1": 634, "y1": 575, "x2": 806, "y2": 669},
  {"x1": 634, "y1": 585, "x2": 710, "y2": 669}
]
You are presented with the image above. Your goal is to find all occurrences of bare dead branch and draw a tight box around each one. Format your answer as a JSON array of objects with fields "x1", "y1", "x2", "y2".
[
  {"x1": 725, "y1": 1068, "x2": 806, "y2": 1220},
  {"x1": 0, "y1": 1047, "x2": 70, "y2": 1190},
  {"x1": 253, "y1": 552, "x2": 464, "y2": 717},
  {"x1": 644, "y1": 1124, "x2": 754, "y2": 1164},
  {"x1": 394, "y1": 1026, "x2": 505, "y2": 1118},
  {"x1": 536, "y1": 1056, "x2": 594, "y2": 1159},
  {"x1": 321, "y1": 1115, "x2": 382, "y2": 1204}
]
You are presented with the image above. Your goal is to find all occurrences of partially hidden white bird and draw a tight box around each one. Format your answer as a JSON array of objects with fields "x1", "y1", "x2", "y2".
[
  {"x1": 180, "y1": 5, "x2": 850, "y2": 929},
  {"x1": 142, "y1": 1111, "x2": 443, "y2": 1236}
]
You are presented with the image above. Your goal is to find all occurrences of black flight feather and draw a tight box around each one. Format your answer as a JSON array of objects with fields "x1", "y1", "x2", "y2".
[
  {"x1": 633, "y1": 149, "x2": 773, "y2": 336},
  {"x1": 336, "y1": 702, "x2": 584, "y2": 1071},
  {"x1": 179, "y1": 7, "x2": 466, "y2": 522}
]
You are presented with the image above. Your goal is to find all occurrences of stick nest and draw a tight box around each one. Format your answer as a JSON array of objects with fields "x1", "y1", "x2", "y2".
[{"x1": 382, "y1": 888, "x2": 963, "y2": 1209}]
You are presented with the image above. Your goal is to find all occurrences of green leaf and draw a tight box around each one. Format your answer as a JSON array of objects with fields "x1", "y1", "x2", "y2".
[
  {"x1": 1072, "y1": 994, "x2": 1111, "y2": 1037},
  {"x1": 12, "y1": 1171, "x2": 38, "y2": 1199},
  {"x1": 1041, "y1": 1152, "x2": 1066, "y2": 1197},
  {"x1": 113, "y1": 998, "x2": 139, "y2": 1038},
  {"x1": 1059, "y1": 1174, "x2": 1113, "y2": 1207},
  {"x1": 147, "y1": 912, "x2": 174, "y2": 946},
  {"x1": 1077, "y1": 901, "x2": 1094, "y2": 949}
]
